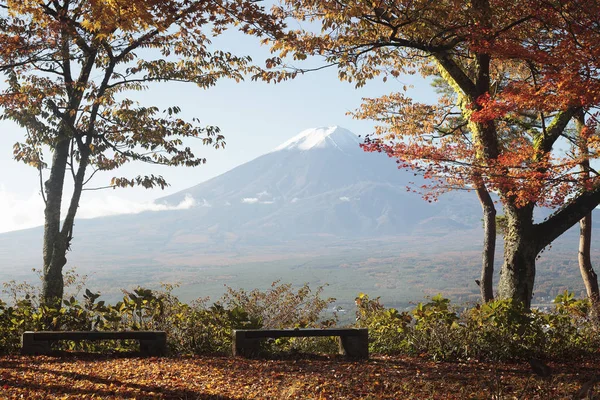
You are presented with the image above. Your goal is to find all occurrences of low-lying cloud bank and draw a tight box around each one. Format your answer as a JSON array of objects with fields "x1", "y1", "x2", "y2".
[
  {"x1": 0, "y1": 188, "x2": 197, "y2": 234},
  {"x1": 77, "y1": 194, "x2": 197, "y2": 219}
]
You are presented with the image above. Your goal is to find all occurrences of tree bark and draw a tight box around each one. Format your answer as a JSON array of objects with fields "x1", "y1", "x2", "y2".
[
  {"x1": 495, "y1": 186, "x2": 600, "y2": 310},
  {"x1": 42, "y1": 137, "x2": 70, "y2": 307},
  {"x1": 475, "y1": 183, "x2": 496, "y2": 302},
  {"x1": 498, "y1": 203, "x2": 537, "y2": 309},
  {"x1": 579, "y1": 213, "x2": 599, "y2": 305},
  {"x1": 575, "y1": 111, "x2": 600, "y2": 318},
  {"x1": 41, "y1": 135, "x2": 90, "y2": 307}
]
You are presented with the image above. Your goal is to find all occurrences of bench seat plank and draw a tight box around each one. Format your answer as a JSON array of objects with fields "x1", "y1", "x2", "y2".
[
  {"x1": 21, "y1": 331, "x2": 167, "y2": 356},
  {"x1": 240, "y1": 328, "x2": 366, "y2": 338},
  {"x1": 25, "y1": 331, "x2": 164, "y2": 341},
  {"x1": 232, "y1": 328, "x2": 368, "y2": 359}
]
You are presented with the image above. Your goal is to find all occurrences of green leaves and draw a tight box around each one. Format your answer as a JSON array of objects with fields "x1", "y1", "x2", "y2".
[
  {"x1": 352, "y1": 292, "x2": 600, "y2": 362},
  {"x1": 413, "y1": 294, "x2": 458, "y2": 328}
]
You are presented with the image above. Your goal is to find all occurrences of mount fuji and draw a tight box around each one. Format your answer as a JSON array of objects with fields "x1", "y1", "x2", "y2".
[{"x1": 153, "y1": 126, "x2": 481, "y2": 240}]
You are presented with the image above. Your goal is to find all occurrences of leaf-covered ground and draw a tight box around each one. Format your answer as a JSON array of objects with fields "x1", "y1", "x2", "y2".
[{"x1": 0, "y1": 354, "x2": 598, "y2": 399}]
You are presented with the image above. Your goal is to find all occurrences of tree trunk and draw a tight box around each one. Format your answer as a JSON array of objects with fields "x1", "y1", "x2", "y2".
[
  {"x1": 574, "y1": 111, "x2": 600, "y2": 319},
  {"x1": 579, "y1": 213, "x2": 600, "y2": 305},
  {"x1": 475, "y1": 183, "x2": 496, "y2": 302},
  {"x1": 497, "y1": 204, "x2": 537, "y2": 309},
  {"x1": 42, "y1": 137, "x2": 71, "y2": 307}
]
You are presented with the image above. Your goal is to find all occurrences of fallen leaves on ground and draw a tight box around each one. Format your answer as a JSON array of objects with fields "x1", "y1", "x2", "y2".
[{"x1": 0, "y1": 354, "x2": 598, "y2": 399}]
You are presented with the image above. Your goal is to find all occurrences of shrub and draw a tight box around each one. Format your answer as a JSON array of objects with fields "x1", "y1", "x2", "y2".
[
  {"x1": 0, "y1": 279, "x2": 337, "y2": 356},
  {"x1": 355, "y1": 293, "x2": 411, "y2": 354},
  {"x1": 405, "y1": 294, "x2": 467, "y2": 361},
  {"x1": 221, "y1": 281, "x2": 338, "y2": 355},
  {"x1": 1, "y1": 273, "x2": 598, "y2": 361},
  {"x1": 353, "y1": 292, "x2": 600, "y2": 362},
  {"x1": 221, "y1": 281, "x2": 336, "y2": 329},
  {"x1": 464, "y1": 299, "x2": 546, "y2": 361},
  {"x1": 541, "y1": 291, "x2": 600, "y2": 357}
]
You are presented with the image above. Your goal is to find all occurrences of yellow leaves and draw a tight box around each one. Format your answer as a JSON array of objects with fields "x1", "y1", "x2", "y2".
[
  {"x1": 13, "y1": 142, "x2": 47, "y2": 169},
  {"x1": 6, "y1": 0, "x2": 45, "y2": 20},
  {"x1": 0, "y1": 0, "x2": 281, "y2": 198},
  {"x1": 77, "y1": 0, "x2": 156, "y2": 34},
  {"x1": 80, "y1": 19, "x2": 102, "y2": 34}
]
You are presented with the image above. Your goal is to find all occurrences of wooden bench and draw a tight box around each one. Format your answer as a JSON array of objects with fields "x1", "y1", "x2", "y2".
[
  {"x1": 232, "y1": 328, "x2": 368, "y2": 359},
  {"x1": 21, "y1": 331, "x2": 167, "y2": 356}
]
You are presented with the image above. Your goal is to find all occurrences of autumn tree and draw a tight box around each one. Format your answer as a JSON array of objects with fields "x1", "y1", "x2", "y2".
[
  {"x1": 271, "y1": 0, "x2": 600, "y2": 308},
  {"x1": 0, "y1": 0, "x2": 282, "y2": 307}
]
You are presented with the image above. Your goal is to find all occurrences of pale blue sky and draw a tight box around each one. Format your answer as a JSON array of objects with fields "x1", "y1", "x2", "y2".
[{"x1": 0, "y1": 26, "x2": 435, "y2": 233}]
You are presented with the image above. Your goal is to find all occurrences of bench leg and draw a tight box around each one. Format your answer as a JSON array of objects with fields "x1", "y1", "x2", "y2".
[
  {"x1": 140, "y1": 336, "x2": 167, "y2": 356},
  {"x1": 21, "y1": 333, "x2": 51, "y2": 355},
  {"x1": 232, "y1": 330, "x2": 262, "y2": 357},
  {"x1": 338, "y1": 333, "x2": 369, "y2": 359}
]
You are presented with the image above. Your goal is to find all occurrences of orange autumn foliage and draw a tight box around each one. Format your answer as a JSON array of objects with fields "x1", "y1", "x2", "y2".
[{"x1": 270, "y1": 0, "x2": 600, "y2": 307}]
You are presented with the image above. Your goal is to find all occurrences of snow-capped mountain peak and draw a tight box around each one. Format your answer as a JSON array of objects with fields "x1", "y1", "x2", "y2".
[{"x1": 273, "y1": 126, "x2": 361, "y2": 152}]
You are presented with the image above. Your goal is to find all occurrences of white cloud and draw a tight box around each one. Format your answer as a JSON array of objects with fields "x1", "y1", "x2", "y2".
[
  {"x1": 76, "y1": 194, "x2": 197, "y2": 219},
  {"x1": 339, "y1": 196, "x2": 351, "y2": 202},
  {"x1": 241, "y1": 197, "x2": 274, "y2": 205},
  {"x1": 291, "y1": 198, "x2": 299, "y2": 203},
  {"x1": 257, "y1": 190, "x2": 270, "y2": 198},
  {"x1": 0, "y1": 188, "x2": 198, "y2": 234},
  {"x1": 0, "y1": 186, "x2": 45, "y2": 233},
  {"x1": 198, "y1": 198, "x2": 212, "y2": 208}
]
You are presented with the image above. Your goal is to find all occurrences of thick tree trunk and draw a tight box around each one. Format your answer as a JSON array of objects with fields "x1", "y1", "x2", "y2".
[
  {"x1": 42, "y1": 137, "x2": 71, "y2": 307},
  {"x1": 42, "y1": 134, "x2": 90, "y2": 307},
  {"x1": 498, "y1": 204, "x2": 537, "y2": 309},
  {"x1": 475, "y1": 184, "x2": 496, "y2": 302}
]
